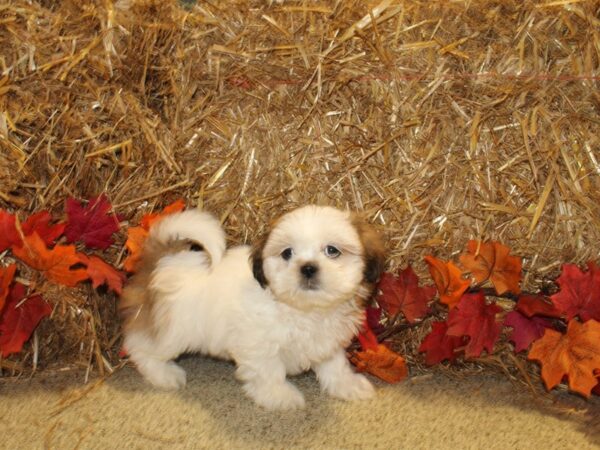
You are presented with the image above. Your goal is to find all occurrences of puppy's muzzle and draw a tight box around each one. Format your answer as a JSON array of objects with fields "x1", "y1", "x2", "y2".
[{"x1": 300, "y1": 263, "x2": 318, "y2": 280}]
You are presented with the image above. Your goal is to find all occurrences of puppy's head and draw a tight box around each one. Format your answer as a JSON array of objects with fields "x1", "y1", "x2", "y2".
[{"x1": 251, "y1": 205, "x2": 385, "y2": 310}]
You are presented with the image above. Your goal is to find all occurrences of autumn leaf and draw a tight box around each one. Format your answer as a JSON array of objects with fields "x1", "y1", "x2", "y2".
[
  {"x1": 0, "y1": 210, "x2": 20, "y2": 252},
  {"x1": 349, "y1": 344, "x2": 408, "y2": 384},
  {"x1": 0, "y1": 264, "x2": 17, "y2": 312},
  {"x1": 357, "y1": 319, "x2": 378, "y2": 351},
  {"x1": 528, "y1": 319, "x2": 600, "y2": 398},
  {"x1": 12, "y1": 233, "x2": 89, "y2": 287},
  {"x1": 123, "y1": 199, "x2": 186, "y2": 272},
  {"x1": 81, "y1": 255, "x2": 126, "y2": 295},
  {"x1": 22, "y1": 211, "x2": 66, "y2": 246},
  {"x1": 550, "y1": 262, "x2": 600, "y2": 322},
  {"x1": 419, "y1": 321, "x2": 467, "y2": 365},
  {"x1": 122, "y1": 226, "x2": 148, "y2": 273},
  {"x1": 0, "y1": 283, "x2": 52, "y2": 357},
  {"x1": 459, "y1": 240, "x2": 522, "y2": 295},
  {"x1": 376, "y1": 267, "x2": 436, "y2": 323},
  {"x1": 65, "y1": 194, "x2": 120, "y2": 249},
  {"x1": 516, "y1": 294, "x2": 562, "y2": 319},
  {"x1": 446, "y1": 292, "x2": 502, "y2": 358},
  {"x1": 503, "y1": 311, "x2": 552, "y2": 353},
  {"x1": 366, "y1": 306, "x2": 384, "y2": 334},
  {"x1": 424, "y1": 255, "x2": 470, "y2": 309},
  {"x1": 140, "y1": 199, "x2": 185, "y2": 230}
]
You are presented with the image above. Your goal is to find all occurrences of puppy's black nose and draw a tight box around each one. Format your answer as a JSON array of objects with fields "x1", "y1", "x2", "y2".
[{"x1": 300, "y1": 264, "x2": 318, "y2": 279}]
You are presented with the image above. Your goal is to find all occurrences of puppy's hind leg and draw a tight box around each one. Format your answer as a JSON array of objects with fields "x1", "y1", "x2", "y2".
[
  {"x1": 133, "y1": 356, "x2": 187, "y2": 390},
  {"x1": 125, "y1": 333, "x2": 187, "y2": 390}
]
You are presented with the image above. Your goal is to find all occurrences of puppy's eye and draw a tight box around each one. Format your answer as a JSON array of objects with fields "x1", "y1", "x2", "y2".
[
  {"x1": 281, "y1": 248, "x2": 293, "y2": 261},
  {"x1": 190, "y1": 243, "x2": 204, "y2": 252},
  {"x1": 324, "y1": 245, "x2": 341, "y2": 258}
]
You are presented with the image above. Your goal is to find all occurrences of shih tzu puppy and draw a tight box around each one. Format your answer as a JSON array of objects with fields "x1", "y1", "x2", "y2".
[{"x1": 120, "y1": 205, "x2": 385, "y2": 410}]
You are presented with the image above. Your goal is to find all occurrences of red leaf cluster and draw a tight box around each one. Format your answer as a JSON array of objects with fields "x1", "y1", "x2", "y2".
[{"x1": 0, "y1": 196, "x2": 127, "y2": 356}]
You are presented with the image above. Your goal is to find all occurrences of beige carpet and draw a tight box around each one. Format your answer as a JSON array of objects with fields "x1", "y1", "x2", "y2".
[{"x1": 2, "y1": 357, "x2": 599, "y2": 449}]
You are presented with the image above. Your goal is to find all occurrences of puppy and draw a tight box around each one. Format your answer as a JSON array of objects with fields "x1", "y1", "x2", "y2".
[{"x1": 120, "y1": 206, "x2": 385, "y2": 410}]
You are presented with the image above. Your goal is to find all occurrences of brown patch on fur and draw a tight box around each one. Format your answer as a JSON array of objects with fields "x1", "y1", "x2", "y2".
[
  {"x1": 250, "y1": 232, "x2": 269, "y2": 288},
  {"x1": 119, "y1": 238, "x2": 202, "y2": 336},
  {"x1": 351, "y1": 214, "x2": 387, "y2": 299}
]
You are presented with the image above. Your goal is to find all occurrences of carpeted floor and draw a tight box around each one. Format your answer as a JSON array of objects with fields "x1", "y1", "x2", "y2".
[{"x1": 2, "y1": 357, "x2": 599, "y2": 449}]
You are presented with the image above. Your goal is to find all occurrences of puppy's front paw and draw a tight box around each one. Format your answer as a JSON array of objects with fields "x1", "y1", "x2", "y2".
[
  {"x1": 326, "y1": 373, "x2": 374, "y2": 401},
  {"x1": 244, "y1": 381, "x2": 306, "y2": 410},
  {"x1": 144, "y1": 361, "x2": 187, "y2": 390}
]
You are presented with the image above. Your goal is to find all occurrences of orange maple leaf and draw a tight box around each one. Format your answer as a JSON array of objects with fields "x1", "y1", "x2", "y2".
[
  {"x1": 140, "y1": 199, "x2": 185, "y2": 230},
  {"x1": 122, "y1": 226, "x2": 148, "y2": 273},
  {"x1": 459, "y1": 240, "x2": 521, "y2": 295},
  {"x1": 123, "y1": 199, "x2": 186, "y2": 272},
  {"x1": 424, "y1": 255, "x2": 470, "y2": 309},
  {"x1": 81, "y1": 255, "x2": 126, "y2": 295},
  {"x1": 349, "y1": 344, "x2": 408, "y2": 384},
  {"x1": 0, "y1": 264, "x2": 17, "y2": 311},
  {"x1": 528, "y1": 319, "x2": 600, "y2": 398},
  {"x1": 12, "y1": 233, "x2": 89, "y2": 287}
]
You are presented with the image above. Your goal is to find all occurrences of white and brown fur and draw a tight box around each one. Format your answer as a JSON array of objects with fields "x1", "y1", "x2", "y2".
[{"x1": 119, "y1": 205, "x2": 385, "y2": 410}]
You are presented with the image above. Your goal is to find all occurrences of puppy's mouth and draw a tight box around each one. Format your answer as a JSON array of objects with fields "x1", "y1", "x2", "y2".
[{"x1": 300, "y1": 278, "x2": 320, "y2": 291}]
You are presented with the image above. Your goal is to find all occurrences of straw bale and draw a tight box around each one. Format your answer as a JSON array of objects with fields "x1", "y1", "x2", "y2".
[{"x1": 0, "y1": 0, "x2": 599, "y2": 379}]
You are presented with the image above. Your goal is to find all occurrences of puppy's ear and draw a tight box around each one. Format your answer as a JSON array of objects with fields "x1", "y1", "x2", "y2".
[
  {"x1": 250, "y1": 234, "x2": 269, "y2": 288},
  {"x1": 351, "y1": 214, "x2": 386, "y2": 285}
]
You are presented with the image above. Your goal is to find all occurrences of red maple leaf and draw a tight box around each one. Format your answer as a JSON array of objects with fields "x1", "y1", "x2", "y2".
[
  {"x1": 503, "y1": 310, "x2": 552, "y2": 353},
  {"x1": 366, "y1": 306, "x2": 384, "y2": 334},
  {"x1": 357, "y1": 319, "x2": 378, "y2": 351},
  {"x1": 349, "y1": 344, "x2": 408, "y2": 384},
  {"x1": 0, "y1": 264, "x2": 17, "y2": 312},
  {"x1": 12, "y1": 233, "x2": 89, "y2": 287},
  {"x1": 0, "y1": 210, "x2": 20, "y2": 252},
  {"x1": 376, "y1": 267, "x2": 436, "y2": 323},
  {"x1": 418, "y1": 321, "x2": 467, "y2": 365},
  {"x1": 22, "y1": 211, "x2": 66, "y2": 246},
  {"x1": 0, "y1": 283, "x2": 52, "y2": 357},
  {"x1": 550, "y1": 262, "x2": 600, "y2": 322},
  {"x1": 65, "y1": 194, "x2": 120, "y2": 249},
  {"x1": 446, "y1": 292, "x2": 502, "y2": 358},
  {"x1": 528, "y1": 319, "x2": 600, "y2": 398},
  {"x1": 424, "y1": 255, "x2": 470, "y2": 309},
  {"x1": 516, "y1": 294, "x2": 562, "y2": 319},
  {"x1": 459, "y1": 240, "x2": 522, "y2": 295},
  {"x1": 81, "y1": 255, "x2": 126, "y2": 295}
]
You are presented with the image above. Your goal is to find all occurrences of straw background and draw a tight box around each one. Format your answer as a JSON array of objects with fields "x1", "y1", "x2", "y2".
[{"x1": 0, "y1": 0, "x2": 599, "y2": 379}]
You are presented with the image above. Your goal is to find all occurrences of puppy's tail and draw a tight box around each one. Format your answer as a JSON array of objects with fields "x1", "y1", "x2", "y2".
[{"x1": 146, "y1": 209, "x2": 226, "y2": 266}]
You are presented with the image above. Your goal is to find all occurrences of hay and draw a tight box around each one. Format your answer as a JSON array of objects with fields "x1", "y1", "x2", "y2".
[{"x1": 1, "y1": 0, "x2": 599, "y2": 382}]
